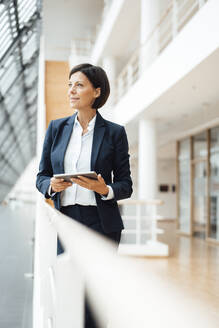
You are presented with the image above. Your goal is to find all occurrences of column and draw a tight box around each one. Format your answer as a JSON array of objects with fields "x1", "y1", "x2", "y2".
[
  {"x1": 102, "y1": 56, "x2": 116, "y2": 120},
  {"x1": 138, "y1": 119, "x2": 157, "y2": 200},
  {"x1": 140, "y1": 0, "x2": 160, "y2": 73}
]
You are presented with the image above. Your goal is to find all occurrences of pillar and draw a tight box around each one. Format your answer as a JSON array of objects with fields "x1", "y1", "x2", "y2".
[
  {"x1": 102, "y1": 56, "x2": 116, "y2": 120},
  {"x1": 140, "y1": 0, "x2": 160, "y2": 73},
  {"x1": 138, "y1": 119, "x2": 157, "y2": 200}
]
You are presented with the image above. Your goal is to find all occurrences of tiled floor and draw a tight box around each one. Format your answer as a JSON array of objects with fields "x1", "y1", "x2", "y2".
[{"x1": 0, "y1": 203, "x2": 35, "y2": 328}]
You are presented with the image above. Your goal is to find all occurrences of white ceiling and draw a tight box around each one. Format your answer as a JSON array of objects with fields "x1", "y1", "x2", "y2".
[{"x1": 43, "y1": 0, "x2": 103, "y2": 60}]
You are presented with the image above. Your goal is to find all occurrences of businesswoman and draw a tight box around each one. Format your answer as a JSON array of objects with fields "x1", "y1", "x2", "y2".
[{"x1": 36, "y1": 63, "x2": 132, "y2": 328}]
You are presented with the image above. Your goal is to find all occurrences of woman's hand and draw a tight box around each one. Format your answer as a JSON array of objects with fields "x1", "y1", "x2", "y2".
[
  {"x1": 71, "y1": 174, "x2": 109, "y2": 196},
  {"x1": 50, "y1": 177, "x2": 72, "y2": 193}
]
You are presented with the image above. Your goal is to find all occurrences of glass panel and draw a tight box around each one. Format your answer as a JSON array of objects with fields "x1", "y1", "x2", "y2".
[
  {"x1": 18, "y1": 0, "x2": 36, "y2": 27},
  {"x1": 10, "y1": 103, "x2": 25, "y2": 125},
  {"x1": 22, "y1": 33, "x2": 37, "y2": 64},
  {"x1": 193, "y1": 161, "x2": 207, "y2": 238},
  {"x1": 0, "y1": 0, "x2": 41, "y2": 201},
  {"x1": 0, "y1": 124, "x2": 10, "y2": 144},
  {"x1": 28, "y1": 104, "x2": 37, "y2": 116},
  {"x1": 0, "y1": 108, "x2": 6, "y2": 126},
  {"x1": 4, "y1": 82, "x2": 24, "y2": 113},
  {"x1": 0, "y1": 4, "x2": 5, "y2": 15},
  {"x1": 193, "y1": 131, "x2": 207, "y2": 158},
  {"x1": 0, "y1": 10, "x2": 13, "y2": 59},
  {"x1": 1, "y1": 134, "x2": 14, "y2": 153},
  {"x1": 26, "y1": 88, "x2": 37, "y2": 104},
  {"x1": 209, "y1": 126, "x2": 219, "y2": 240},
  {"x1": 24, "y1": 65, "x2": 38, "y2": 87},
  {"x1": 178, "y1": 138, "x2": 190, "y2": 233},
  {"x1": 178, "y1": 138, "x2": 190, "y2": 160},
  {"x1": 0, "y1": 61, "x2": 20, "y2": 96}
]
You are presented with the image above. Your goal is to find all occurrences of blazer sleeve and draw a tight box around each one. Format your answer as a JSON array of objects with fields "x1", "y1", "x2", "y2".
[
  {"x1": 36, "y1": 120, "x2": 54, "y2": 199},
  {"x1": 108, "y1": 126, "x2": 133, "y2": 201}
]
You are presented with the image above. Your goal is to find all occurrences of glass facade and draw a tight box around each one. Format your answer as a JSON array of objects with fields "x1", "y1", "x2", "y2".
[
  {"x1": 178, "y1": 138, "x2": 190, "y2": 233},
  {"x1": 193, "y1": 131, "x2": 207, "y2": 158},
  {"x1": 210, "y1": 127, "x2": 219, "y2": 240},
  {"x1": 178, "y1": 127, "x2": 219, "y2": 243}
]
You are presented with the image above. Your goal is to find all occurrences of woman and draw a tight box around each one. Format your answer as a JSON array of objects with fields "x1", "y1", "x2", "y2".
[{"x1": 36, "y1": 63, "x2": 132, "y2": 327}]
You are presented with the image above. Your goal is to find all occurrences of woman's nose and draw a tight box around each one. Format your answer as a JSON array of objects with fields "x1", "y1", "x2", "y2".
[{"x1": 69, "y1": 85, "x2": 77, "y2": 93}]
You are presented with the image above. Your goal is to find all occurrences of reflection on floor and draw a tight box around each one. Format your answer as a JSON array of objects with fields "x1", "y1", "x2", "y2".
[
  {"x1": 0, "y1": 203, "x2": 35, "y2": 328},
  {"x1": 138, "y1": 220, "x2": 219, "y2": 323}
]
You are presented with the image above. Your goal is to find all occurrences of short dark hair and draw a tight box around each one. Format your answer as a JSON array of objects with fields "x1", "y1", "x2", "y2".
[{"x1": 69, "y1": 63, "x2": 110, "y2": 110}]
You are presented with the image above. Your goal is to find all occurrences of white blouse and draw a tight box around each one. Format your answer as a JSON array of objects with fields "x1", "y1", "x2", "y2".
[{"x1": 50, "y1": 113, "x2": 114, "y2": 206}]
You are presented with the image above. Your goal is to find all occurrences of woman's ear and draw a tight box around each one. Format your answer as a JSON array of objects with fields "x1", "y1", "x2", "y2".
[{"x1": 95, "y1": 87, "x2": 101, "y2": 98}]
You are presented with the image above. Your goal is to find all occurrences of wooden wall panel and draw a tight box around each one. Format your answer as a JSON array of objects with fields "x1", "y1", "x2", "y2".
[
  {"x1": 45, "y1": 61, "x2": 74, "y2": 128},
  {"x1": 45, "y1": 61, "x2": 74, "y2": 207}
]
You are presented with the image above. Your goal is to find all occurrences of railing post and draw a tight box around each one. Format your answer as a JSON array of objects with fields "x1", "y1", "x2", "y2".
[
  {"x1": 136, "y1": 203, "x2": 141, "y2": 245},
  {"x1": 55, "y1": 257, "x2": 84, "y2": 328},
  {"x1": 151, "y1": 203, "x2": 157, "y2": 242},
  {"x1": 117, "y1": 77, "x2": 123, "y2": 99},
  {"x1": 127, "y1": 63, "x2": 133, "y2": 90}
]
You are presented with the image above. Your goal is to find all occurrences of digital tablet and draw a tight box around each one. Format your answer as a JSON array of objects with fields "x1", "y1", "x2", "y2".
[{"x1": 53, "y1": 171, "x2": 98, "y2": 182}]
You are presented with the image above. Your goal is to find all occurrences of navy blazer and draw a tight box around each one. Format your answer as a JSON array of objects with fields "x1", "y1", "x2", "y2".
[{"x1": 36, "y1": 111, "x2": 133, "y2": 233}]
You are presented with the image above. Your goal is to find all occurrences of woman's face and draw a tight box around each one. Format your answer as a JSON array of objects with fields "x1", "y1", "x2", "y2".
[{"x1": 68, "y1": 71, "x2": 100, "y2": 110}]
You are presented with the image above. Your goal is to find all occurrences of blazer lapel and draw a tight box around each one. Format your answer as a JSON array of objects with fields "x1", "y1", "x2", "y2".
[
  {"x1": 59, "y1": 113, "x2": 77, "y2": 172},
  {"x1": 91, "y1": 111, "x2": 106, "y2": 171}
]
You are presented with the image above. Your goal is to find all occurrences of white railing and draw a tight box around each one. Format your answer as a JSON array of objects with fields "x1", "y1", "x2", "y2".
[
  {"x1": 116, "y1": 49, "x2": 140, "y2": 101},
  {"x1": 33, "y1": 198, "x2": 217, "y2": 328},
  {"x1": 115, "y1": 0, "x2": 208, "y2": 103},
  {"x1": 118, "y1": 199, "x2": 168, "y2": 256},
  {"x1": 70, "y1": 38, "x2": 94, "y2": 57},
  {"x1": 69, "y1": 37, "x2": 95, "y2": 67}
]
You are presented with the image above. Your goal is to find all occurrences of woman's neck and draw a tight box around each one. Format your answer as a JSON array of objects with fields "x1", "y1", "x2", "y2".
[{"x1": 77, "y1": 108, "x2": 97, "y2": 130}]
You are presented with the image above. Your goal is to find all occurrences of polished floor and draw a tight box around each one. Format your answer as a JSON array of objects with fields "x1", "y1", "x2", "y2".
[
  {"x1": 0, "y1": 203, "x2": 34, "y2": 328},
  {"x1": 139, "y1": 220, "x2": 219, "y2": 324}
]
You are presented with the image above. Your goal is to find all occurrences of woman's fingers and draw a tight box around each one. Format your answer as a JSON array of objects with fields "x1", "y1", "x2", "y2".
[
  {"x1": 50, "y1": 177, "x2": 72, "y2": 192},
  {"x1": 71, "y1": 177, "x2": 89, "y2": 188},
  {"x1": 50, "y1": 174, "x2": 107, "y2": 193},
  {"x1": 97, "y1": 173, "x2": 104, "y2": 182},
  {"x1": 71, "y1": 174, "x2": 108, "y2": 195}
]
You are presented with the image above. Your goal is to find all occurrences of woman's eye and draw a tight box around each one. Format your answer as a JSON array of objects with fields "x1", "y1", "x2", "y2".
[{"x1": 68, "y1": 83, "x2": 83, "y2": 87}]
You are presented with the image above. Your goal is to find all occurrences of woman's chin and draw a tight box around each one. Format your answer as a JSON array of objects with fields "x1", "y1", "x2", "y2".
[{"x1": 70, "y1": 103, "x2": 77, "y2": 109}]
